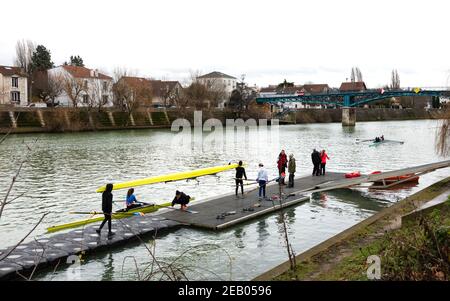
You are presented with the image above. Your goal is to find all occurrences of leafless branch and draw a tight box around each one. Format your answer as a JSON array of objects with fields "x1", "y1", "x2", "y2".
[{"x1": 0, "y1": 213, "x2": 48, "y2": 263}]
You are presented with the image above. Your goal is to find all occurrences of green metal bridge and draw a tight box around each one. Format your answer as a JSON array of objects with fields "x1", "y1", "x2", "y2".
[
  {"x1": 256, "y1": 87, "x2": 450, "y2": 125},
  {"x1": 256, "y1": 88, "x2": 450, "y2": 107}
]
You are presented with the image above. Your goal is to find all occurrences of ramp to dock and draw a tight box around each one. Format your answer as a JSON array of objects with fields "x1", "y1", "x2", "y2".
[
  {"x1": 160, "y1": 172, "x2": 345, "y2": 230},
  {"x1": 0, "y1": 216, "x2": 180, "y2": 280}
]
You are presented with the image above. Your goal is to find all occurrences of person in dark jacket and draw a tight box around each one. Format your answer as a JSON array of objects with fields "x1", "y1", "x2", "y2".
[
  {"x1": 172, "y1": 190, "x2": 191, "y2": 211},
  {"x1": 235, "y1": 161, "x2": 247, "y2": 197},
  {"x1": 96, "y1": 183, "x2": 115, "y2": 236},
  {"x1": 287, "y1": 154, "x2": 296, "y2": 188},
  {"x1": 277, "y1": 150, "x2": 288, "y2": 185},
  {"x1": 311, "y1": 149, "x2": 321, "y2": 176}
]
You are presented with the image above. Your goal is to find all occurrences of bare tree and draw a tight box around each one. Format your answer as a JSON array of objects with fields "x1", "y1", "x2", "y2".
[
  {"x1": 436, "y1": 113, "x2": 449, "y2": 156},
  {"x1": 62, "y1": 73, "x2": 86, "y2": 107},
  {"x1": 356, "y1": 67, "x2": 363, "y2": 82},
  {"x1": 350, "y1": 68, "x2": 356, "y2": 83},
  {"x1": 182, "y1": 71, "x2": 226, "y2": 109},
  {"x1": 390, "y1": 69, "x2": 401, "y2": 90},
  {"x1": 350, "y1": 67, "x2": 363, "y2": 82},
  {"x1": 33, "y1": 71, "x2": 64, "y2": 105},
  {"x1": 14, "y1": 40, "x2": 36, "y2": 103},
  {"x1": 113, "y1": 68, "x2": 152, "y2": 114}
]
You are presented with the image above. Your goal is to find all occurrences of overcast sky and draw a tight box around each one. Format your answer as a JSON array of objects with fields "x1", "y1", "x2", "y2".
[{"x1": 1, "y1": 0, "x2": 449, "y2": 88}]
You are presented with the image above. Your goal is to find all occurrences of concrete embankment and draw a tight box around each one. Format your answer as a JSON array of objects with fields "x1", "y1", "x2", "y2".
[
  {"x1": 0, "y1": 107, "x2": 446, "y2": 134},
  {"x1": 292, "y1": 108, "x2": 446, "y2": 124},
  {"x1": 254, "y1": 176, "x2": 450, "y2": 281}
]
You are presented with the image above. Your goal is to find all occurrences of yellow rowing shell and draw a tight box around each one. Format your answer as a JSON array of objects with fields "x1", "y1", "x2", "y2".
[
  {"x1": 46, "y1": 202, "x2": 170, "y2": 233},
  {"x1": 95, "y1": 163, "x2": 240, "y2": 193}
]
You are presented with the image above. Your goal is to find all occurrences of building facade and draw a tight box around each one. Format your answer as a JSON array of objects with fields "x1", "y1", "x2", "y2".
[
  {"x1": 197, "y1": 71, "x2": 237, "y2": 108},
  {"x1": 0, "y1": 66, "x2": 28, "y2": 106},
  {"x1": 48, "y1": 65, "x2": 113, "y2": 107},
  {"x1": 148, "y1": 80, "x2": 183, "y2": 107}
]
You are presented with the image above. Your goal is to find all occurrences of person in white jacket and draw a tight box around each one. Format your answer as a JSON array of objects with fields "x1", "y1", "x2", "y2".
[{"x1": 256, "y1": 163, "x2": 269, "y2": 199}]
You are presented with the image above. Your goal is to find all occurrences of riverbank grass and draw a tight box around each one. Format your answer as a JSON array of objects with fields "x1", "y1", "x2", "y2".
[{"x1": 275, "y1": 178, "x2": 450, "y2": 280}]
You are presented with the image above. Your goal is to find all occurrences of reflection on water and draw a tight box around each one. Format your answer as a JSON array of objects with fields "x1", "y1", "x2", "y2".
[{"x1": 2, "y1": 119, "x2": 450, "y2": 280}]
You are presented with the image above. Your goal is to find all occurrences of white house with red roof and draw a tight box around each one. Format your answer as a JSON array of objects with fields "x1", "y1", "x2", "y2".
[{"x1": 48, "y1": 65, "x2": 113, "y2": 107}]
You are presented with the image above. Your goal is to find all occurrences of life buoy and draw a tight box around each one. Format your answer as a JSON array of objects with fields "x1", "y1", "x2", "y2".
[{"x1": 345, "y1": 171, "x2": 361, "y2": 178}]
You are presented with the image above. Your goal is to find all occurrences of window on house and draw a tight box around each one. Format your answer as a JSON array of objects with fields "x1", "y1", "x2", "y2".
[
  {"x1": 102, "y1": 95, "x2": 108, "y2": 104},
  {"x1": 11, "y1": 91, "x2": 20, "y2": 102},
  {"x1": 12, "y1": 77, "x2": 18, "y2": 88},
  {"x1": 103, "y1": 81, "x2": 108, "y2": 92},
  {"x1": 82, "y1": 94, "x2": 89, "y2": 103},
  {"x1": 84, "y1": 80, "x2": 88, "y2": 89}
]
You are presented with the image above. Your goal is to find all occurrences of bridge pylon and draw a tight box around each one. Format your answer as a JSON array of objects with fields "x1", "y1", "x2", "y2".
[{"x1": 342, "y1": 107, "x2": 356, "y2": 126}]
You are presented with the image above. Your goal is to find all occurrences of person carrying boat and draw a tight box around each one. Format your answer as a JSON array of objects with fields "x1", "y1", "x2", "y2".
[
  {"x1": 311, "y1": 149, "x2": 321, "y2": 176},
  {"x1": 277, "y1": 150, "x2": 288, "y2": 185},
  {"x1": 172, "y1": 190, "x2": 191, "y2": 211},
  {"x1": 125, "y1": 188, "x2": 141, "y2": 211},
  {"x1": 320, "y1": 150, "x2": 330, "y2": 176},
  {"x1": 96, "y1": 183, "x2": 115, "y2": 236},
  {"x1": 256, "y1": 163, "x2": 269, "y2": 200},
  {"x1": 287, "y1": 153, "x2": 296, "y2": 188},
  {"x1": 235, "y1": 160, "x2": 247, "y2": 197}
]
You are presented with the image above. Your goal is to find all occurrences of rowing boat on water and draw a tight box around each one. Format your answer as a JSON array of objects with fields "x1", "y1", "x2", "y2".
[
  {"x1": 369, "y1": 139, "x2": 404, "y2": 147},
  {"x1": 46, "y1": 202, "x2": 171, "y2": 233},
  {"x1": 96, "y1": 163, "x2": 240, "y2": 193}
]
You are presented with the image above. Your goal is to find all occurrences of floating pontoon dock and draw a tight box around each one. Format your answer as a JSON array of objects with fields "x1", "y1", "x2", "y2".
[{"x1": 1, "y1": 160, "x2": 449, "y2": 280}]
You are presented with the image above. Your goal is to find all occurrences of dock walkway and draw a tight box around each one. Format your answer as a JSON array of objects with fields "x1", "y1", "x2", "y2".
[
  {"x1": 160, "y1": 172, "x2": 345, "y2": 229},
  {"x1": 0, "y1": 216, "x2": 180, "y2": 280}
]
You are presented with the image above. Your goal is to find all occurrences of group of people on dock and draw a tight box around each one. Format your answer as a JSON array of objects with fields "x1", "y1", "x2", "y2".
[
  {"x1": 96, "y1": 149, "x2": 329, "y2": 235},
  {"x1": 95, "y1": 185, "x2": 191, "y2": 236},
  {"x1": 311, "y1": 149, "x2": 330, "y2": 176},
  {"x1": 234, "y1": 150, "x2": 297, "y2": 200}
]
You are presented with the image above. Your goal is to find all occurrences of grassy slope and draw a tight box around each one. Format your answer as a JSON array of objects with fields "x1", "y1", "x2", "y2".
[{"x1": 275, "y1": 177, "x2": 450, "y2": 280}]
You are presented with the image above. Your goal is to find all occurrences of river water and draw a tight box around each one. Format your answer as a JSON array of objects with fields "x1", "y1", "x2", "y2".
[{"x1": 0, "y1": 119, "x2": 448, "y2": 280}]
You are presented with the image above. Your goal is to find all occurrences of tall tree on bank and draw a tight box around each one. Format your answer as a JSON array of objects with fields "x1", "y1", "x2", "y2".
[
  {"x1": 350, "y1": 67, "x2": 363, "y2": 82},
  {"x1": 390, "y1": 69, "x2": 401, "y2": 90},
  {"x1": 31, "y1": 45, "x2": 54, "y2": 72},
  {"x1": 64, "y1": 55, "x2": 85, "y2": 67},
  {"x1": 14, "y1": 40, "x2": 36, "y2": 103}
]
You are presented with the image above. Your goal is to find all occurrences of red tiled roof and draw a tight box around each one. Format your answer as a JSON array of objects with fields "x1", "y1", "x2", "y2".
[
  {"x1": 118, "y1": 77, "x2": 182, "y2": 98},
  {"x1": 301, "y1": 84, "x2": 329, "y2": 94},
  {"x1": 148, "y1": 80, "x2": 182, "y2": 97},
  {"x1": 0, "y1": 65, "x2": 26, "y2": 77},
  {"x1": 62, "y1": 65, "x2": 112, "y2": 80},
  {"x1": 339, "y1": 81, "x2": 367, "y2": 91}
]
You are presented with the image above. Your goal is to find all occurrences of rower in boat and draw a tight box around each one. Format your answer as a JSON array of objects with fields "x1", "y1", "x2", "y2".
[
  {"x1": 172, "y1": 190, "x2": 191, "y2": 211},
  {"x1": 375, "y1": 137, "x2": 381, "y2": 143},
  {"x1": 381, "y1": 135, "x2": 384, "y2": 141},
  {"x1": 125, "y1": 188, "x2": 142, "y2": 211},
  {"x1": 96, "y1": 183, "x2": 115, "y2": 236}
]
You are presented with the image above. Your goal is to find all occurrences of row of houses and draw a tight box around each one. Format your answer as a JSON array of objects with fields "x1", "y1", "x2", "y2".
[
  {"x1": 0, "y1": 64, "x2": 238, "y2": 108},
  {"x1": 3, "y1": 63, "x2": 388, "y2": 111}
]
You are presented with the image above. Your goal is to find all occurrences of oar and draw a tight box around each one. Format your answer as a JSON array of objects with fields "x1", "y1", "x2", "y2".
[
  {"x1": 233, "y1": 178, "x2": 257, "y2": 181},
  {"x1": 69, "y1": 211, "x2": 145, "y2": 216}
]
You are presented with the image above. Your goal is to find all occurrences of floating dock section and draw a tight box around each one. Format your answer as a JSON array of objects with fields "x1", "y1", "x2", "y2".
[
  {"x1": 160, "y1": 172, "x2": 346, "y2": 229},
  {"x1": 0, "y1": 216, "x2": 181, "y2": 280}
]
